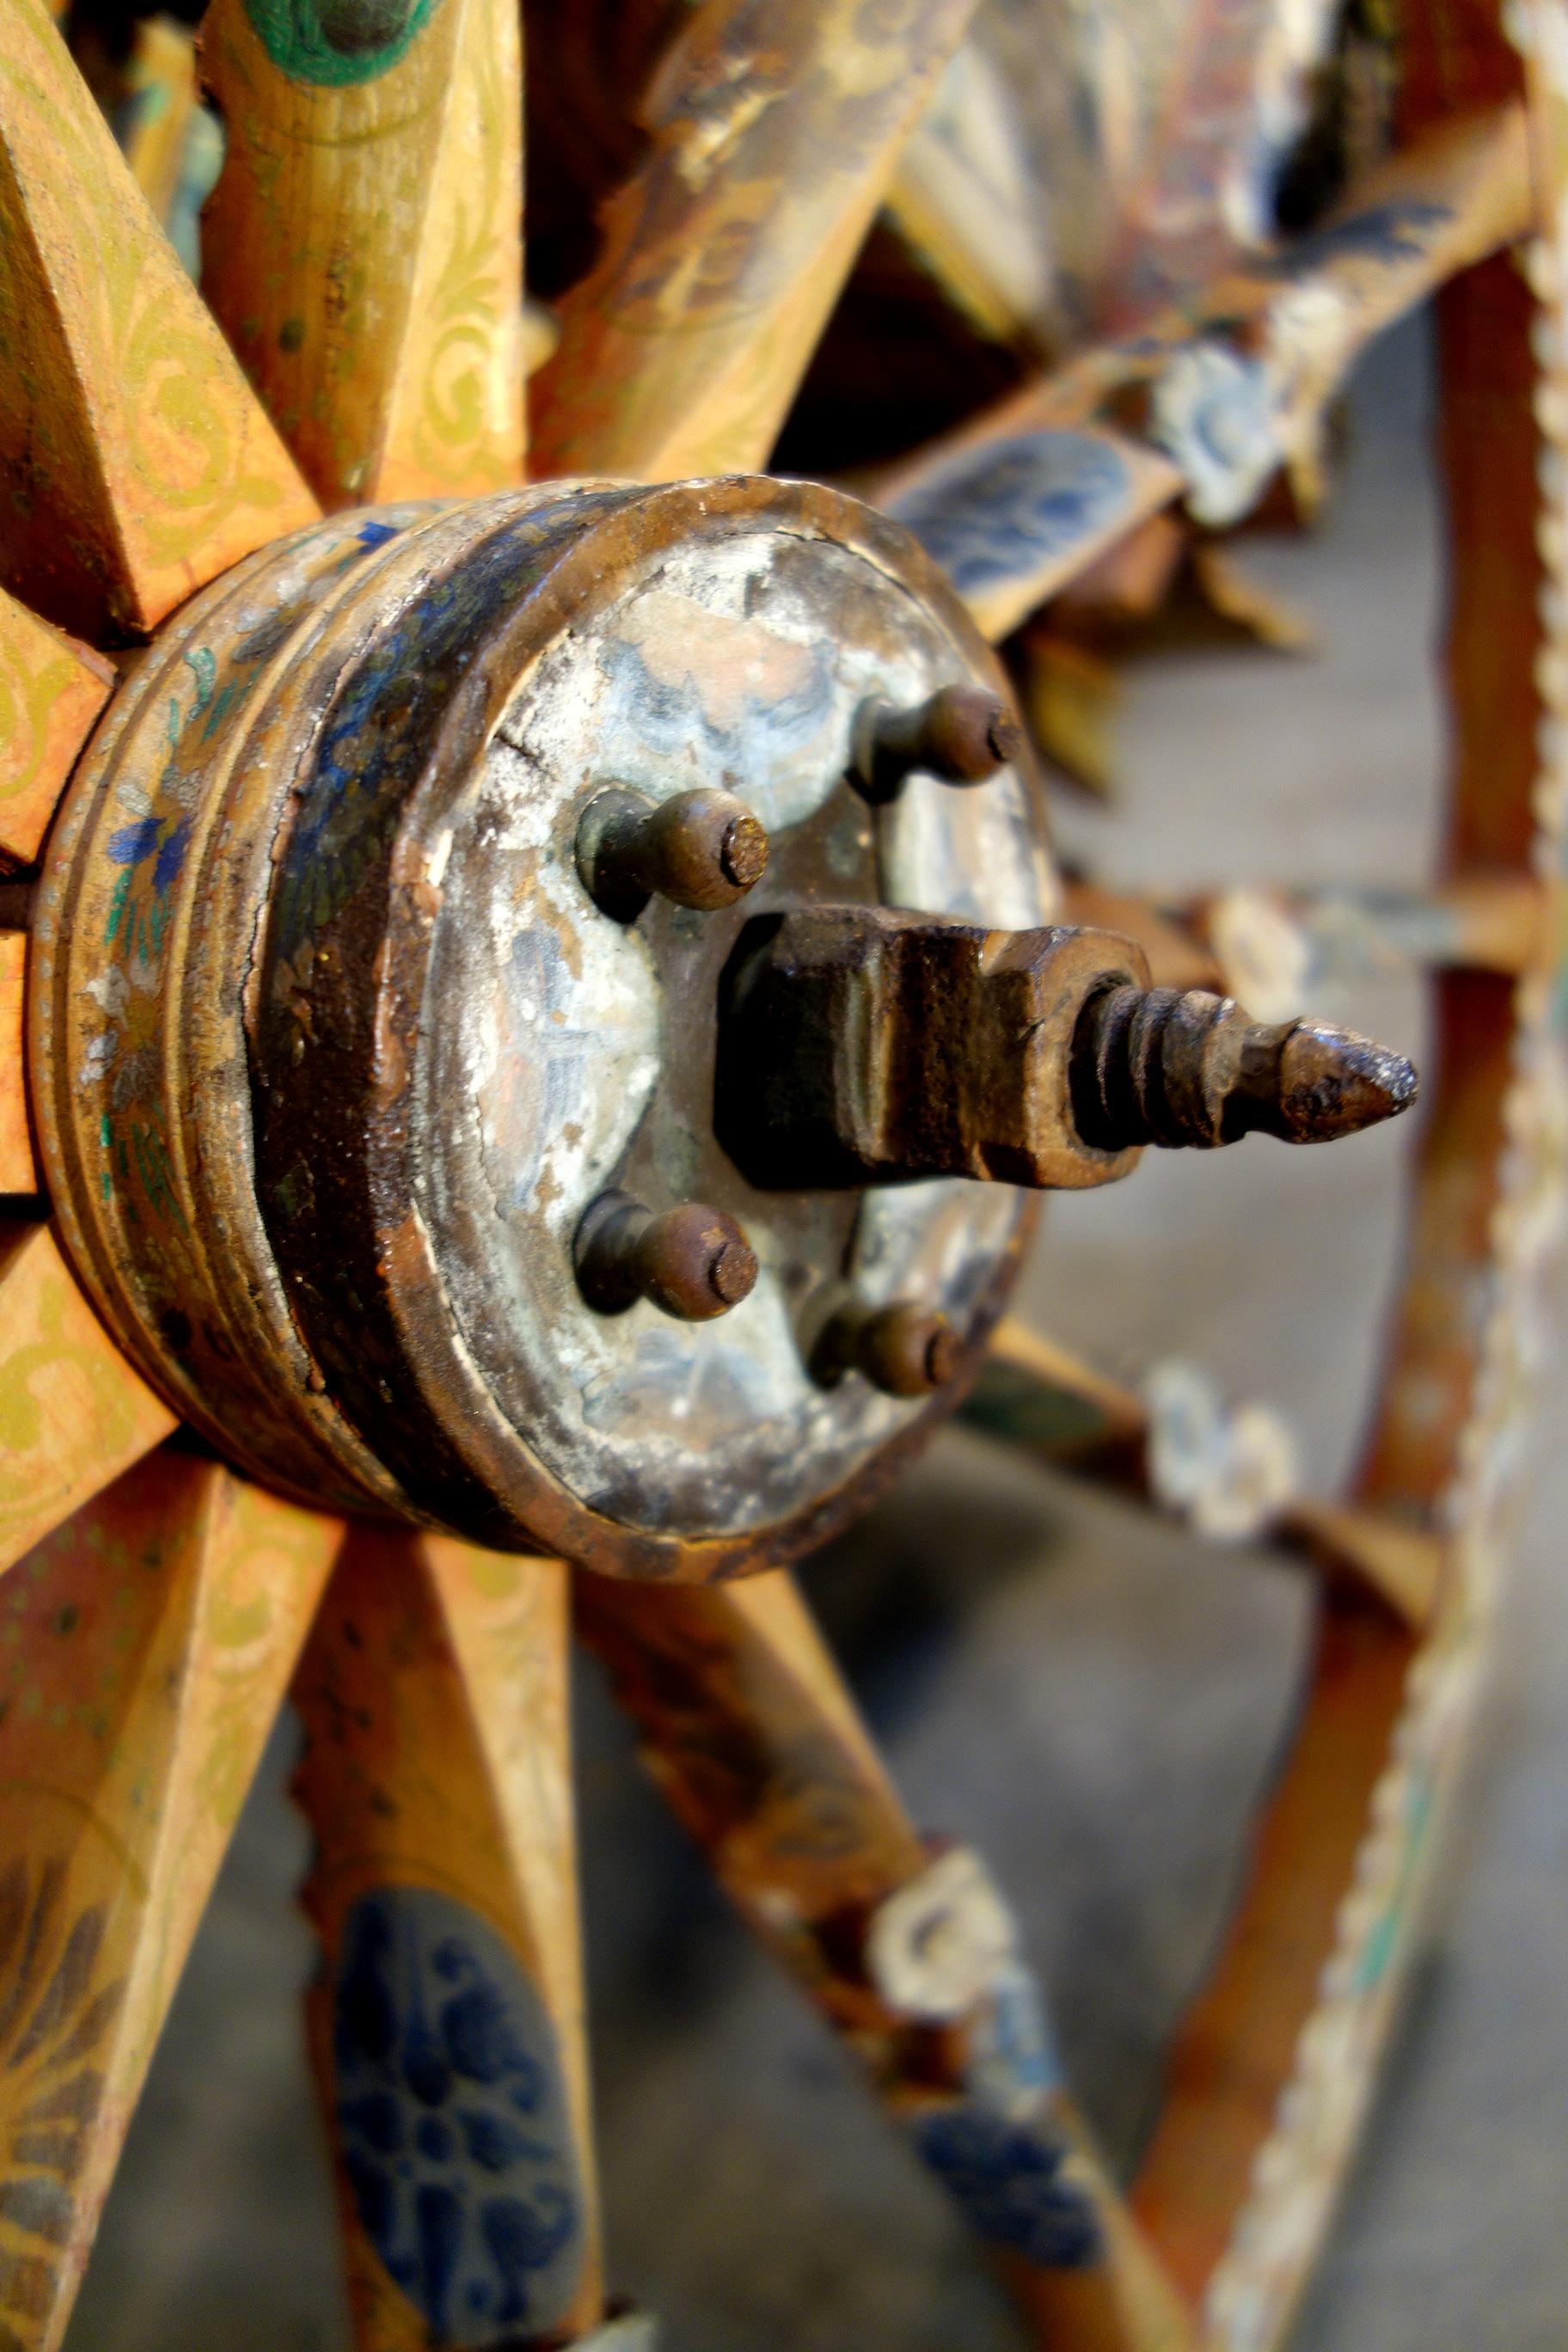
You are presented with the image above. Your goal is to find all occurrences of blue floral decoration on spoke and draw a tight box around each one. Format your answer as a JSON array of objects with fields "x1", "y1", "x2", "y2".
[
  {"x1": 914, "y1": 2104, "x2": 1104, "y2": 2269},
  {"x1": 333, "y1": 1885, "x2": 584, "y2": 2345},
  {"x1": 892, "y1": 433, "x2": 1131, "y2": 601}
]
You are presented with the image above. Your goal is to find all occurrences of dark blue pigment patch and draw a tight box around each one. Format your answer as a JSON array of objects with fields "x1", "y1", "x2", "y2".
[
  {"x1": 914, "y1": 2105, "x2": 1104, "y2": 2269},
  {"x1": 1258, "y1": 199, "x2": 1452, "y2": 279},
  {"x1": 893, "y1": 432, "x2": 1131, "y2": 600},
  {"x1": 152, "y1": 812, "x2": 193, "y2": 893},
  {"x1": 357, "y1": 518, "x2": 403, "y2": 551},
  {"x1": 333, "y1": 1886, "x2": 584, "y2": 2344},
  {"x1": 107, "y1": 816, "x2": 164, "y2": 867}
]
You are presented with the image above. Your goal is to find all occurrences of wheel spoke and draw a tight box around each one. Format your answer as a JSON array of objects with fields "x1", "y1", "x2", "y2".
[
  {"x1": 578, "y1": 1567, "x2": 1193, "y2": 2349},
  {"x1": 0, "y1": 936, "x2": 34, "y2": 1197},
  {"x1": 0, "y1": 1451, "x2": 339, "y2": 2351},
  {"x1": 1060, "y1": 876, "x2": 1550, "y2": 1013},
  {"x1": 963, "y1": 1321, "x2": 1443, "y2": 1624},
  {"x1": 1174, "y1": 3, "x2": 1567, "y2": 2330},
  {"x1": 1131, "y1": 1589, "x2": 1418, "y2": 2306},
  {"x1": 0, "y1": 1225, "x2": 175, "y2": 1583},
  {"x1": 885, "y1": 426, "x2": 1185, "y2": 646},
  {"x1": 0, "y1": 593, "x2": 113, "y2": 870},
  {"x1": 201, "y1": 0, "x2": 525, "y2": 507},
  {"x1": 0, "y1": 0, "x2": 316, "y2": 642},
  {"x1": 292, "y1": 1531, "x2": 604, "y2": 2349},
  {"x1": 109, "y1": 15, "x2": 199, "y2": 225},
  {"x1": 530, "y1": 0, "x2": 983, "y2": 481},
  {"x1": 868, "y1": 101, "x2": 1530, "y2": 600}
]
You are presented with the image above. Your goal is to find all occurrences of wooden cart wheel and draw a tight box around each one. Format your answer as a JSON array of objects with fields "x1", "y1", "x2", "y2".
[{"x1": 0, "y1": 3, "x2": 1560, "y2": 2349}]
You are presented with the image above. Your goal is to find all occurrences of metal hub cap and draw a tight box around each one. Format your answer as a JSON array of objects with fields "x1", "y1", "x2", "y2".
[{"x1": 34, "y1": 478, "x2": 1055, "y2": 1577}]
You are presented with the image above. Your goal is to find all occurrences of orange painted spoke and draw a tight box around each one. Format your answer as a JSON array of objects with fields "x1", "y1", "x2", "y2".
[
  {"x1": 0, "y1": 592, "x2": 112, "y2": 871},
  {"x1": 530, "y1": 0, "x2": 983, "y2": 481},
  {"x1": 0, "y1": 938, "x2": 36, "y2": 1197},
  {"x1": 0, "y1": 0, "x2": 316, "y2": 642},
  {"x1": 202, "y1": 0, "x2": 524, "y2": 507},
  {"x1": 0, "y1": 1225, "x2": 175, "y2": 1583},
  {"x1": 578, "y1": 1568, "x2": 1191, "y2": 2349},
  {"x1": 0, "y1": 1453, "x2": 339, "y2": 2351},
  {"x1": 965, "y1": 1321, "x2": 1439, "y2": 1622},
  {"x1": 293, "y1": 1532, "x2": 603, "y2": 2351}
]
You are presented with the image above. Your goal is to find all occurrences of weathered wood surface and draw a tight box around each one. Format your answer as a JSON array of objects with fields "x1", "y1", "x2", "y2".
[
  {"x1": 0, "y1": 935, "x2": 36, "y2": 1197},
  {"x1": 294, "y1": 1532, "x2": 603, "y2": 2349},
  {"x1": 0, "y1": 1451, "x2": 339, "y2": 2351},
  {"x1": 0, "y1": 0, "x2": 317, "y2": 641},
  {"x1": 0, "y1": 591, "x2": 112, "y2": 873},
  {"x1": 0, "y1": 1224, "x2": 175, "y2": 1585},
  {"x1": 530, "y1": 0, "x2": 983, "y2": 480},
  {"x1": 578, "y1": 1566, "x2": 1194, "y2": 2350},
  {"x1": 202, "y1": 0, "x2": 525, "y2": 507}
]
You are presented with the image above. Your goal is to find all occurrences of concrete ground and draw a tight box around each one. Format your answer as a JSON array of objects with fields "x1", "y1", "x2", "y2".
[{"x1": 63, "y1": 319, "x2": 1568, "y2": 2351}]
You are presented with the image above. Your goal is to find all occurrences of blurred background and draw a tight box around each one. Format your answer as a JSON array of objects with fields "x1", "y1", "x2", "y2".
[{"x1": 58, "y1": 315, "x2": 1568, "y2": 2352}]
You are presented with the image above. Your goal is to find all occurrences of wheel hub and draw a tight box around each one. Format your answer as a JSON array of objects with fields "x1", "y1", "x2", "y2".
[{"x1": 34, "y1": 478, "x2": 1058, "y2": 1576}]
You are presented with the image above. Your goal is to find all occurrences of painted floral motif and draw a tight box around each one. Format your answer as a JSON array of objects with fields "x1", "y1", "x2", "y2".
[
  {"x1": 332, "y1": 1885, "x2": 584, "y2": 2348},
  {"x1": 0, "y1": 1861, "x2": 125, "y2": 2351},
  {"x1": 913, "y1": 2105, "x2": 1102, "y2": 2269},
  {"x1": 894, "y1": 432, "x2": 1132, "y2": 602}
]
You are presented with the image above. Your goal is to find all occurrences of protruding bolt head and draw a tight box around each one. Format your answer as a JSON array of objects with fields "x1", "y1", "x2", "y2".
[
  {"x1": 576, "y1": 1191, "x2": 759, "y2": 1321},
  {"x1": 1071, "y1": 984, "x2": 1418, "y2": 1152},
  {"x1": 577, "y1": 786, "x2": 769, "y2": 922},
  {"x1": 817, "y1": 1302, "x2": 963, "y2": 1397},
  {"x1": 850, "y1": 685, "x2": 1023, "y2": 804}
]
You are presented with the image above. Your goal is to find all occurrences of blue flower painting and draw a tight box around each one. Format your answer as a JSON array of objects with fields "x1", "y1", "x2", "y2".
[
  {"x1": 893, "y1": 432, "x2": 1132, "y2": 603},
  {"x1": 332, "y1": 1885, "x2": 585, "y2": 2345}
]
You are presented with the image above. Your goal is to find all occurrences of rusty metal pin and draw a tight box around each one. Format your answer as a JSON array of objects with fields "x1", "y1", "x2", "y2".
[
  {"x1": 849, "y1": 684, "x2": 1023, "y2": 805},
  {"x1": 816, "y1": 1302, "x2": 963, "y2": 1397},
  {"x1": 1070, "y1": 984, "x2": 1419, "y2": 1151},
  {"x1": 577, "y1": 785, "x2": 769, "y2": 922},
  {"x1": 575, "y1": 1191, "x2": 759, "y2": 1321}
]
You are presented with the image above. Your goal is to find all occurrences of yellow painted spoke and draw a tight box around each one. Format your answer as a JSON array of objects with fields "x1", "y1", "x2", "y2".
[
  {"x1": 292, "y1": 1531, "x2": 603, "y2": 2349},
  {"x1": 0, "y1": 593, "x2": 112, "y2": 872},
  {"x1": 0, "y1": 1453, "x2": 340, "y2": 2350},
  {"x1": 0, "y1": 0, "x2": 316, "y2": 642},
  {"x1": 203, "y1": 0, "x2": 525, "y2": 506}
]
